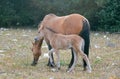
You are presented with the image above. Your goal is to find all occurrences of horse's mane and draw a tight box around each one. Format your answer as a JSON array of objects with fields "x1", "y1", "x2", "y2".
[
  {"x1": 47, "y1": 13, "x2": 56, "y2": 17},
  {"x1": 45, "y1": 27, "x2": 57, "y2": 33},
  {"x1": 38, "y1": 22, "x2": 42, "y2": 28}
]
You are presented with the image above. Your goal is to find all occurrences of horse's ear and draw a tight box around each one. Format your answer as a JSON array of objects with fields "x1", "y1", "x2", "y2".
[
  {"x1": 34, "y1": 36, "x2": 39, "y2": 41},
  {"x1": 30, "y1": 47, "x2": 32, "y2": 51},
  {"x1": 38, "y1": 21, "x2": 42, "y2": 29},
  {"x1": 32, "y1": 42, "x2": 34, "y2": 45},
  {"x1": 30, "y1": 40, "x2": 34, "y2": 45}
]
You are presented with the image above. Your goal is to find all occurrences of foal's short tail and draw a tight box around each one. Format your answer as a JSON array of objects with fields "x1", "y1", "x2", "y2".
[
  {"x1": 79, "y1": 18, "x2": 90, "y2": 67},
  {"x1": 81, "y1": 39, "x2": 85, "y2": 52}
]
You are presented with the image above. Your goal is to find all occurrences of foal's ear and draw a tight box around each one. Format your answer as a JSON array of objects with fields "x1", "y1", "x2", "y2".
[{"x1": 38, "y1": 25, "x2": 44, "y2": 33}]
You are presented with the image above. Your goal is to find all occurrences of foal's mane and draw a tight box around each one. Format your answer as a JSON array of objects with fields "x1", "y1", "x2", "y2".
[{"x1": 45, "y1": 27, "x2": 57, "y2": 33}]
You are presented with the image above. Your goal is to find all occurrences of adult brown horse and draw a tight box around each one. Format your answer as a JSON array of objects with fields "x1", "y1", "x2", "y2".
[{"x1": 31, "y1": 13, "x2": 90, "y2": 70}]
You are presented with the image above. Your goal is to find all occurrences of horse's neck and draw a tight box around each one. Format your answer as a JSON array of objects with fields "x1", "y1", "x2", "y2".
[{"x1": 36, "y1": 38, "x2": 43, "y2": 48}]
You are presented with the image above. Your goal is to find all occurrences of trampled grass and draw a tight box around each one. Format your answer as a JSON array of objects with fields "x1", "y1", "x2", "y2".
[{"x1": 0, "y1": 28, "x2": 120, "y2": 79}]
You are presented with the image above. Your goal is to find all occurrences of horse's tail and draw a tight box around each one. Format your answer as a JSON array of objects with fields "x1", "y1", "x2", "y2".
[{"x1": 79, "y1": 18, "x2": 90, "y2": 68}]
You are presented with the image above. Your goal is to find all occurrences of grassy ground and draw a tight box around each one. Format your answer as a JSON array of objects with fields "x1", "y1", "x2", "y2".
[{"x1": 0, "y1": 28, "x2": 120, "y2": 79}]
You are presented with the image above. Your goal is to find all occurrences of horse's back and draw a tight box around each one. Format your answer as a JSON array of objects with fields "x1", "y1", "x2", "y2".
[
  {"x1": 42, "y1": 13, "x2": 87, "y2": 35},
  {"x1": 62, "y1": 14, "x2": 85, "y2": 34}
]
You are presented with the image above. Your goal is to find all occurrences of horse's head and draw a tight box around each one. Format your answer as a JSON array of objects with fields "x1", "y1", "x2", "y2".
[
  {"x1": 31, "y1": 37, "x2": 41, "y2": 56},
  {"x1": 31, "y1": 37, "x2": 43, "y2": 66}
]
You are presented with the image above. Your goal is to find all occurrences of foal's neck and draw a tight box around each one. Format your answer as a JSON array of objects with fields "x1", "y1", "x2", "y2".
[{"x1": 44, "y1": 27, "x2": 56, "y2": 40}]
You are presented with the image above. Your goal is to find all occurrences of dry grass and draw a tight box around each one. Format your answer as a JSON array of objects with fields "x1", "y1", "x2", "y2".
[{"x1": 0, "y1": 28, "x2": 120, "y2": 79}]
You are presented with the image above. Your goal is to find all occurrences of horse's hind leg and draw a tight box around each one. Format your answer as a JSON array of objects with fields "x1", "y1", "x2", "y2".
[
  {"x1": 68, "y1": 48, "x2": 74, "y2": 70},
  {"x1": 80, "y1": 19, "x2": 90, "y2": 70},
  {"x1": 47, "y1": 43, "x2": 55, "y2": 67}
]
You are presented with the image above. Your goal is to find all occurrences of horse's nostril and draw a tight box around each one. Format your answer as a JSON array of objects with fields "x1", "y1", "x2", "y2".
[{"x1": 31, "y1": 48, "x2": 33, "y2": 51}]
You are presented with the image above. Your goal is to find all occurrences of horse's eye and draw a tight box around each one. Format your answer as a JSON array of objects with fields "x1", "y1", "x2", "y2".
[{"x1": 31, "y1": 48, "x2": 33, "y2": 51}]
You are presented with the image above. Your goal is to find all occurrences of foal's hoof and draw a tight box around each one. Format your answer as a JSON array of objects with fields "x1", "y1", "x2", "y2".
[
  {"x1": 83, "y1": 67, "x2": 92, "y2": 73},
  {"x1": 87, "y1": 70, "x2": 92, "y2": 73}
]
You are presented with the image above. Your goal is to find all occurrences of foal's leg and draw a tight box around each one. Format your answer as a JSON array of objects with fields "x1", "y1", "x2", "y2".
[
  {"x1": 47, "y1": 43, "x2": 55, "y2": 67},
  {"x1": 55, "y1": 50, "x2": 60, "y2": 70},
  {"x1": 79, "y1": 50, "x2": 91, "y2": 73}
]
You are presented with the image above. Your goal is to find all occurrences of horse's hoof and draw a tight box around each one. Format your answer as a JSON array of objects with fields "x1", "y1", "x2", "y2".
[
  {"x1": 31, "y1": 62, "x2": 37, "y2": 66},
  {"x1": 47, "y1": 62, "x2": 56, "y2": 68},
  {"x1": 83, "y1": 67, "x2": 87, "y2": 71},
  {"x1": 58, "y1": 67, "x2": 60, "y2": 70}
]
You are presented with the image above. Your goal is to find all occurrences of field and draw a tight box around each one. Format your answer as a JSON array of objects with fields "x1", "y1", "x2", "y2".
[{"x1": 0, "y1": 28, "x2": 120, "y2": 79}]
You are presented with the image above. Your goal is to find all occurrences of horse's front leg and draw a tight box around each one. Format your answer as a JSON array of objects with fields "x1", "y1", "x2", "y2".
[
  {"x1": 48, "y1": 48, "x2": 56, "y2": 67},
  {"x1": 47, "y1": 44, "x2": 55, "y2": 67}
]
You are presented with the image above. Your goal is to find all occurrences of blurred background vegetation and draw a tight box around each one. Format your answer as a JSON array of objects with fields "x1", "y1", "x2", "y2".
[{"x1": 0, "y1": 0, "x2": 120, "y2": 32}]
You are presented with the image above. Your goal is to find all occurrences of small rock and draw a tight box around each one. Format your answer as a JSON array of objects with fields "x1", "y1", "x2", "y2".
[
  {"x1": 94, "y1": 33, "x2": 99, "y2": 36},
  {"x1": 0, "y1": 28, "x2": 8, "y2": 31},
  {"x1": 0, "y1": 50, "x2": 5, "y2": 53},
  {"x1": 22, "y1": 34, "x2": 29, "y2": 37},
  {"x1": 51, "y1": 68, "x2": 57, "y2": 72},
  {"x1": 104, "y1": 35, "x2": 107, "y2": 38},
  {"x1": 105, "y1": 41, "x2": 116, "y2": 47},
  {"x1": 5, "y1": 33, "x2": 11, "y2": 36},
  {"x1": 106, "y1": 37, "x2": 110, "y2": 40},
  {"x1": 0, "y1": 54, "x2": 5, "y2": 57},
  {"x1": 49, "y1": 77, "x2": 54, "y2": 79},
  {"x1": 43, "y1": 53, "x2": 49, "y2": 58},
  {"x1": 94, "y1": 45, "x2": 100, "y2": 48},
  {"x1": 112, "y1": 63, "x2": 117, "y2": 66},
  {"x1": 96, "y1": 56, "x2": 101, "y2": 60},
  {"x1": 12, "y1": 39, "x2": 18, "y2": 42}
]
